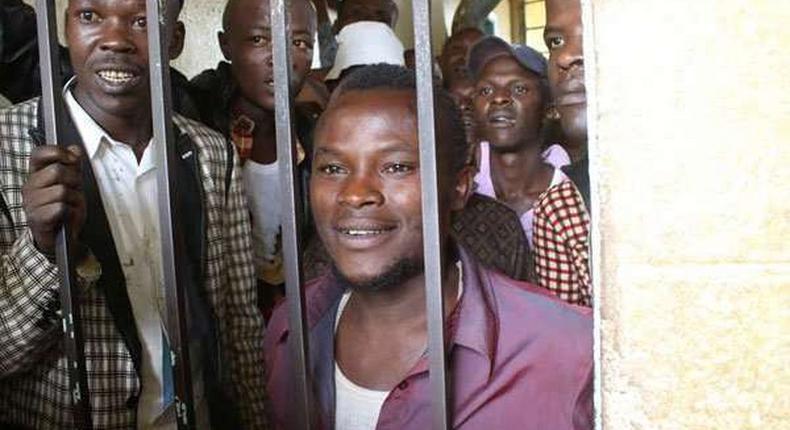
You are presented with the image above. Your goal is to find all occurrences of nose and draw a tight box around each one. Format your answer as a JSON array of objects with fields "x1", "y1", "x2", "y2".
[
  {"x1": 556, "y1": 35, "x2": 584, "y2": 72},
  {"x1": 99, "y1": 19, "x2": 136, "y2": 54},
  {"x1": 337, "y1": 173, "x2": 384, "y2": 209},
  {"x1": 491, "y1": 88, "x2": 513, "y2": 106}
]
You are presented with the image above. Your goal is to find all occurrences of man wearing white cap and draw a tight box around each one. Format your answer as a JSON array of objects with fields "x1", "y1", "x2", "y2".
[{"x1": 325, "y1": 21, "x2": 405, "y2": 84}]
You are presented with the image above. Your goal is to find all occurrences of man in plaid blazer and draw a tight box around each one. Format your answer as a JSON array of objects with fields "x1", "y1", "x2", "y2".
[{"x1": 0, "y1": 0, "x2": 266, "y2": 428}]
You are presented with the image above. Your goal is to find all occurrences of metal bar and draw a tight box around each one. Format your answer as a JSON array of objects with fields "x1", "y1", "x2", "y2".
[
  {"x1": 145, "y1": 1, "x2": 195, "y2": 428},
  {"x1": 34, "y1": 1, "x2": 93, "y2": 428},
  {"x1": 510, "y1": 0, "x2": 527, "y2": 44},
  {"x1": 270, "y1": 0, "x2": 313, "y2": 429},
  {"x1": 412, "y1": 1, "x2": 450, "y2": 429}
]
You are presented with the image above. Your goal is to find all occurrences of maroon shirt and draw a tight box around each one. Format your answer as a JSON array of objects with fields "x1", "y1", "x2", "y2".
[{"x1": 264, "y1": 248, "x2": 593, "y2": 429}]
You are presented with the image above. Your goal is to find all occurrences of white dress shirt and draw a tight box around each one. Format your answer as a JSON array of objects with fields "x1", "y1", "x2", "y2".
[{"x1": 65, "y1": 91, "x2": 175, "y2": 430}]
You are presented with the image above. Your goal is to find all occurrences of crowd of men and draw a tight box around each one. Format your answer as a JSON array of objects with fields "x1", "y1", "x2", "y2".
[{"x1": 0, "y1": 0, "x2": 593, "y2": 428}]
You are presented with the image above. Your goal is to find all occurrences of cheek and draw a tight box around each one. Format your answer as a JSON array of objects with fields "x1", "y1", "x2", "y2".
[
  {"x1": 309, "y1": 179, "x2": 337, "y2": 225},
  {"x1": 384, "y1": 179, "x2": 423, "y2": 226},
  {"x1": 472, "y1": 98, "x2": 487, "y2": 122}
]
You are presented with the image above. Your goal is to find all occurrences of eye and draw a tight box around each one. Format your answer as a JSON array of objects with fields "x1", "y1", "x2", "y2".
[
  {"x1": 251, "y1": 35, "x2": 270, "y2": 46},
  {"x1": 293, "y1": 38, "x2": 312, "y2": 50},
  {"x1": 513, "y1": 84, "x2": 529, "y2": 95},
  {"x1": 546, "y1": 35, "x2": 565, "y2": 50},
  {"x1": 477, "y1": 86, "x2": 494, "y2": 97},
  {"x1": 132, "y1": 16, "x2": 147, "y2": 29},
  {"x1": 382, "y1": 163, "x2": 415, "y2": 175},
  {"x1": 78, "y1": 10, "x2": 100, "y2": 24},
  {"x1": 318, "y1": 163, "x2": 347, "y2": 176}
]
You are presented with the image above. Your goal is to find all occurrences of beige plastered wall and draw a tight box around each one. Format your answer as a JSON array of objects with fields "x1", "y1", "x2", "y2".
[{"x1": 587, "y1": 0, "x2": 790, "y2": 428}]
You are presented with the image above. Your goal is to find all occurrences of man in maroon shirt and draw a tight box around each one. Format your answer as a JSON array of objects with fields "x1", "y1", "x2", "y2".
[{"x1": 264, "y1": 64, "x2": 593, "y2": 430}]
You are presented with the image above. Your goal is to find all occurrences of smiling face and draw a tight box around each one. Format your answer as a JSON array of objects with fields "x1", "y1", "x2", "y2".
[
  {"x1": 311, "y1": 89, "x2": 467, "y2": 290},
  {"x1": 472, "y1": 56, "x2": 545, "y2": 153},
  {"x1": 219, "y1": 0, "x2": 315, "y2": 111},
  {"x1": 545, "y1": 0, "x2": 586, "y2": 145},
  {"x1": 65, "y1": 0, "x2": 183, "y2": 123}
]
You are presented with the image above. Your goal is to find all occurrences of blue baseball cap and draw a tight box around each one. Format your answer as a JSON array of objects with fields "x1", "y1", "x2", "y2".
[{"x1": 467, "y1": 36, "x2": 547, "y2": 80}]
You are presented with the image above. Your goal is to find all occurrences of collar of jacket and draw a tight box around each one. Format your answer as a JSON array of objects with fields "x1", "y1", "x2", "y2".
[
  {"x1": 30, "y1": 96, "x2": 208, "y2": 376},
  {"x1": 271, "y1": 245, "x2": 499, "y2": 427}
]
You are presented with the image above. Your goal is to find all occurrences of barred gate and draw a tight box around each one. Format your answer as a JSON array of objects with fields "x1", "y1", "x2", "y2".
[{"x1": 36, "y1": 0, "x2": 451, "y2": 428}]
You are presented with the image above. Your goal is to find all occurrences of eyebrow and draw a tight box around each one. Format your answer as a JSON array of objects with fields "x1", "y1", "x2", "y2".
[{"x1": 314, "y1": 142, "x2": 415, "y2": 156}]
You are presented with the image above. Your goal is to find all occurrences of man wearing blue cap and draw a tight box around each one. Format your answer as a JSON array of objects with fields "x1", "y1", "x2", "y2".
[{"x1": 469, "y1": 36, "x2": 571, "y2": 251}]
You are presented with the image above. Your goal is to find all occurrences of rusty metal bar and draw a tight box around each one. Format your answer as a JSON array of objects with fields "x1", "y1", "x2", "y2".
[
  {"x1": 145, "y1": 0, "x2": 195, "y2": 428},
  {"x1": 34, "y1": 1, "x2": 93, "y2": 428},
  {"x1": 412, "y1": 1, "x2": 451, "y2": 429},
  {"x1": 270, "y1": 0, "x2": 314, "y2": 429}
]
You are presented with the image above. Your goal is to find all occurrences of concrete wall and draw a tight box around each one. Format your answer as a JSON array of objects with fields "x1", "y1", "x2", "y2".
[{"x1": 588, "y1": 0, "x2": 790, "y2": 428}]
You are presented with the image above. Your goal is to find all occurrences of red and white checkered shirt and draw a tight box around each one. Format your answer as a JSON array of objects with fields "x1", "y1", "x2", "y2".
[{"x1": 532, "y1": 180, "x2": 592, "y2": 306}]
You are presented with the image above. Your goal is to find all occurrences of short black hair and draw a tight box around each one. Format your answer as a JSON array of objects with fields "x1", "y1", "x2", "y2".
[{"x1": 331, "y1": 64, "x2": 468, "y2": 176}]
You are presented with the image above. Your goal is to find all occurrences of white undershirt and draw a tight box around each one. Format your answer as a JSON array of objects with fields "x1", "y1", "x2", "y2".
[
  {"x1": 243, "y1": 160, "x2": 282, "y2": 278},
  {"x1": 333, "y1": 263, "x2": 464, "y2": 430}
]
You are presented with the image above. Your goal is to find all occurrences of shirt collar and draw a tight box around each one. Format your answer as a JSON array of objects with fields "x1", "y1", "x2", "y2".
[
  {"x1": 448, "y1": 246, "x2": 498, "y2": 378},
  {"x1": 63, "y1": 78, "x2": 107, "y2": 160},
  {"x1": 273, "y1": 246, "x2": 499, "y2": 380},
  {"x1": 63, "y1": 77, "x2": 154, "y2": 164}
]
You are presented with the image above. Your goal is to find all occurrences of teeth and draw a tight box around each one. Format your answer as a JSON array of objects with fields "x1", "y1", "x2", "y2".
[
  {"x1": 343, "y1": 229, "x2": 386, "y2": 236},
  {"x1": 98, "y1": 70, "x2": 134, "y2": 83}
]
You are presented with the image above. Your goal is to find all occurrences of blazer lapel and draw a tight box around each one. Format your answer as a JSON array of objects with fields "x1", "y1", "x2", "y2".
[{"x1": 34, "y1": 100, "x2": 143, "y2": 372}]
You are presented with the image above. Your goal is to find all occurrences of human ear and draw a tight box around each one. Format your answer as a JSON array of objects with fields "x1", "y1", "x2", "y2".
[
  {"x1": 169, "y1": 21, "x2": 186, "y2": 60},
  {"x1": 450, "y1": 165, "x2": 474, "y2": 212},
  {"x1": 218, "y1": 31, "x2": 231, "y2": 61}
]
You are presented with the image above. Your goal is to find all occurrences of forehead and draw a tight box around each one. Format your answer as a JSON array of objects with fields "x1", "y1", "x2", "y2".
[
  {"x1": 545, "y1": 0, "x2": 582, "y2": 27},
  {"x1": 226, "y1": 0, "x2": 314, "y2": 30},
  {"x1": 343, "y1": 0, "x2": 390, "y2": 13},
  {"x1": 317, "y1": 90, "x2": 417, "y2": 149},
  {"x1": 68, "y1": 0, "x2": 146, "y2": 11},
  {"x1": 477, "y1": 56, "x2": 536, "y2": 83},
  {"x1": 448, "y1": 31, "x2": 483, "y2": 50}
]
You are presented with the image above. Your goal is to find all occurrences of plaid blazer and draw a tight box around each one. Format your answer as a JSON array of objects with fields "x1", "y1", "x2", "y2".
[{"x1": 0, "y1": 99, "x2": 268, "y2": 429}]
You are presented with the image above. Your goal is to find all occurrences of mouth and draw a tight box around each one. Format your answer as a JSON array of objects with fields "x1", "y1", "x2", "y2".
[
  {"x1": 332, "y1": 221, "x2": 398, "y2": 249},
  {"x1": 95, "y1": 68, "x2": 141, "y2": 89},
  {"x1": 488, "y1": 112, "x2": 516, "y2": 128},
  {"x1": 555, "y1": 91, "x2": 586, "y2": 107},
  {"x1": 555, "y1": 79, "x2": 586, "y2": 107},
  {"x1": 334, "y1": 224, "x2": 396, "y2": 238}
]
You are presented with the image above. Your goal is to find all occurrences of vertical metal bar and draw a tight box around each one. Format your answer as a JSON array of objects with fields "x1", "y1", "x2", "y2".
[
  {"x1": 34, "y1": 1, "x2": 93, "y2": 429},
  {"x1": 412, "y1": 1, "x2": 450, "y2": 429},
  {"x1": 145, "y1": 1, "x2": 195, "y2": 429},
  {"x1": 509, "y1": 0, "x2": 527, "y2": 44},
  {"x1": 270, "y1": 0, "x2": 313, "y2": 429}
]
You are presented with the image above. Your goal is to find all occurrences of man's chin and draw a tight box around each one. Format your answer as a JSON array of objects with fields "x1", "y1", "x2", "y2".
[
  {"x1": 558, "y1": 104, "x2": 588, "y2": 142},
  {"x1": 332, "y1": 258, "x2": 424, "y2": 293}
]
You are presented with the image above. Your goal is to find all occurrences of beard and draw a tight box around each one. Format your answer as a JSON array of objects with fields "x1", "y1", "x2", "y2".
[{"x1": 332, "y1": 257, "x2": 425, "y2": 293}]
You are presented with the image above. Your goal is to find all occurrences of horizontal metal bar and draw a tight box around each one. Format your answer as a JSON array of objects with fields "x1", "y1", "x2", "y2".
[
  {"x1": 35, "y1": 1, "x2": 93, "y2": 428},
  {"x1": 145, "y1": 0, "x2": 195, "y2": 428},
  {"x1": 270, "y1": 0, "x2": 313, "y2": 429},
  {"x1": 412, "y1": 0, "x2": 450, "y2": 429}
]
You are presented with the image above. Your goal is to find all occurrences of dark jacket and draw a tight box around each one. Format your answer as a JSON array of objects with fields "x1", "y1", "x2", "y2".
[
  {"x1": 0, "y1": 98, "x2": 267, "y2": 429},
  {"x1": 190, "y1": 61, "x2": 316, "y2": 243}
]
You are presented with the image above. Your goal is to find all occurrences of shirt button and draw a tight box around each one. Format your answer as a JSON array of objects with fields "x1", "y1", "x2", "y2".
[{"x1": 397, "y1": 381, "x2": 409, "y2": 391}]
